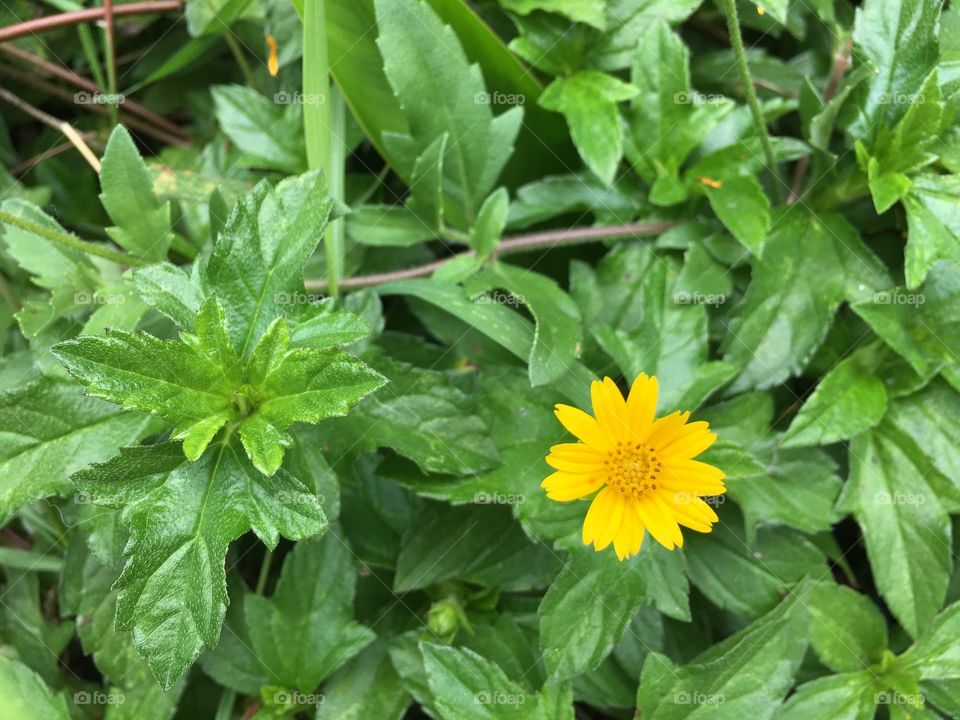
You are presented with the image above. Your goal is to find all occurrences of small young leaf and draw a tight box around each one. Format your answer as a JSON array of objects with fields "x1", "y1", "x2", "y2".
[
  {"x1": 539, "y1": 71, "x2": 638, "y2": 186},
  {"x1": 99, "y1": 125, "x2": 174, "y2": 262}
]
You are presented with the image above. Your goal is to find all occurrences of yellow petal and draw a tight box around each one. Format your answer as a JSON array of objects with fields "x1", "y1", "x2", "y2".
[
  {"x1": 626, "y1": 373, "x2": 658, "y2": 438},
  {"x1": 635, "y1": 496, "x2": 682, "y2": 550},
  {"x1": 662, "y1": 458, "x2": 727, "y2": 485},
  {"x1": 594, "y1": 488, "x2": 625, "y2": 550},
  {"x1": 644, "y1": 410, "x2": 690, "y2": 449},
  {"x1": 582, "y1": 486, "x2": 620, "y2": 548},
  {"x1": 542, "y1": 472, "x2": 603, "y2": 501},
  {"x1": 591, "y1": 378, "x2": 630, "y2": 441},
  {"x1": 546, "y1": 443, "x2": 606, "y2": 473},
  {"x1": 657, "y1": 489, "x2": 717, "y2": 531},
  {"x1": 555, "y1": 404, "x2": 609, "y2": 449},
  {"x1": 658, "y1": 421, "x2": 717, "y2": 459},
  {"x1": 613, "y1": 499, "x2": 645, "y2": 560}
]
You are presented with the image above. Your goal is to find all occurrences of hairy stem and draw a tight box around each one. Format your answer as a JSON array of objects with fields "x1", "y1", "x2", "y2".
[
  {"x1": 721, "y1": 0, "x2": 782, "y2": 203},
  {"x1": 0, "y1": 210, "x2": 146, "y2": 267}
]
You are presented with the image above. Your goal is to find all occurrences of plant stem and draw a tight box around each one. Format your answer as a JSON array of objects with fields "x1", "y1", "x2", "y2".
[
  {"x1": 721, "y1": 0, "x2": 782, "y2": 204},
  {"x1": 101, "y1": 0, "x2": 119, "y2": 125},
  {"x1": 325, "y1": 91, "x2": 346, "y2": 299},
  {"x1": 254, "y1": 547, "x2": 273, "y2": 594},
  {"x1": 0, "y1": 210, "x2": 146, "y2": 267},
  {"x1": 0, "y1": 1, "x2": 183, "y2": 42},
  {"x1": 223, "y1": 32, "x2": 260, "y2": 93},
  {"x1": 304, "y1": 221, "x2": 676, "y2": 291},
  {"x1": 302, "y1": 0, "x2": 344, "y2": 298}
]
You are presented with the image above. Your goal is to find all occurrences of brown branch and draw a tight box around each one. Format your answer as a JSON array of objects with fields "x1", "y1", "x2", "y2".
[
  {"x1": 787, "y1": 37, "x2": 853, "y2": 204},
  {"x1": 0, "y1": 44, "x2": 191, "y2": 142},
  {"x1": 0, "y1": 1, "x2": 182, "y2": 42},
  {"x1": 304, "y1": 221, "x2": 677, "y2": 291},
  {"x1": 0, "y1": 66, "x2": 188, "y2": 147}
]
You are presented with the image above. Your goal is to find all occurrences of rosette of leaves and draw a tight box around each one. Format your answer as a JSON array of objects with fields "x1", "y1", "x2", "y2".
[{"x1": 52, "y1": 170, "x2": 386, "y2": 687}]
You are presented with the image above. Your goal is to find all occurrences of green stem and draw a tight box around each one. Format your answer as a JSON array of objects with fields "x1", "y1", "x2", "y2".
[
  {"x1": 224, "y1": 32, "x2": 260, "y2": 93},
  {"x1": 101, "y1": 0, "x2": 119, "y2": 125},
  {"x1": 0, "y1": 210, "x2": 146, "y2": 267},
  {"x1": 255, "y1": 547, "x2": 273, "y2": 595},
  {"x1": 302, "y1": 0, "x2": 344, "y2": 298},
  {"x1": 721, "y1": 0, "x2": 782, "y2": 204},
  {"x1": 325, "y1": 91, "x2": 346, "y2": 299}
]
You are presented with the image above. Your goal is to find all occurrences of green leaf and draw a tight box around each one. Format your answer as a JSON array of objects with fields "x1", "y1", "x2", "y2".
[
  {"x1": 782, "y1": 346, "x2": 889, "y2": 447},
  {"x1": 808, "y1": 583, "x2": 888, "y2": 672},
  {"x1": 712, "y1": 441, "x2": 842, "y2": 542},
  {"x1": 777, "y1": 672, "x2": 878, "y2": 720},
  {"x1": 685, "y1": 516, "x2": 826, "y2": 619},
  {"x1": 53, "y1": 298, "x2": 242, "y2": 461},
  {"x1": 479, "y1": 263, "x2": 582, "y2": 386},
  {"x1": 574, "y1": 243, "x2": 735, "y2": 411},
  {"x1": 846, "y1": 427, "x2": 952, "y2": 638},
  {"x1": 0, "y1": 656, "x2": 69, "y2": 720},
  {"x1": 72, "y1": 440, "x2": 327, "y2": 688},
  {"x1": 204, "y1": 170, "x2": 333, "y2": 357},
  {"x1": 327, "y1": 352, "x2": 499, "y2": 476},
  {"x1": 393, "y1": 502, "x2": 532, "y2": 591},
  {"x1": 421, "y1": 642, "x2": 573, "y2": 720},
  {"x1": 539, "y1": 71, "x2": 638, "y2": 185},
  {"x1": 211, "y1": 85, "x2": 307, "y2": 173},
  {"x1": 625, "y1": 21, "x2": 733, "y2": 196},
  {"x1": 133, "y1": 262, "x2": 204, "y2": 329},
  {"x1": 903, "y1": 175, "x2": 960, "y2": 289},
  {"x1": 238, "y1": 316, "x2": 386, "y2": 474},
  {"x1": 470, "y1": 188, "x2": 509, "y2": 260},
  {"x1": 722, "y1": 206, "x2": 890, "y2": 392},
  {"x1": 540, "y1": 542, "x2": 688, "y2": 682},
  {"x1": 316, "y1": 640, "x2": 411, "y2": 720},
  {"x1": 245, "y1": 533, "x2": 374, "y2": 692},
  {"x1": 346, "y1": 205, "x2": 437, "y2": 247},
  {"x1": 703, "y1": 176, "x2": 770, "y2": 256},
  {"x1": 849, "y1": 0, "x2": 943, "y2": 140},
  {"x1": 587, "y1": 0, "x2": 703, "y2": 71},
  {"x1": 98, "y1": 125, "x2": 174, "y2": 262},
  {"x1": 637, "y1": 585, "x2": 810, "y2": 720},
  {"x1": 852, "y1": 261, "x2": 960, "y2": 376},
  {"x1": 55, "y1": 297, "x2": 385, "y2": 473},
  {"x1": 374, "y1": 0, "x2": 523, "y2": 226},
  {"x1": 0, "y1": 377, "x2": 153, "y2": 521},
  {"x1": 500, "y1": 0, "x2": 606, "y2": 28},
  {"x1": 902, "y1": 599, "x2": 960, "y2": 680}
]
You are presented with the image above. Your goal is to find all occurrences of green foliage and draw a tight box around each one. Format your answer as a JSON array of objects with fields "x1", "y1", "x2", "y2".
[{"x1": 2, "y1": 0, "x2": 960, "y2": 717}]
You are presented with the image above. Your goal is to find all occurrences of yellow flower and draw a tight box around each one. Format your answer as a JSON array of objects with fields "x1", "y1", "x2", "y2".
[{"x1": 542, "y1": 374, "x2": 725, "y2": 560}]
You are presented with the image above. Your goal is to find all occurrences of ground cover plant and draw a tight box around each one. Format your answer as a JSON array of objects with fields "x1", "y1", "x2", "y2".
[{"x1": 0, "y1": 0, "x2": 959, "y2": 717}]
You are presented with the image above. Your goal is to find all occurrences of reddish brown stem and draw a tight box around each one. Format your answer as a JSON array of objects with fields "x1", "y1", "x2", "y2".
[
  {"x1": 0, "y1": 1, "x2": 182, "y2": 42},
  {"x1": 304, "y1": 221, "x2": 677, "y2": 291},
  {"x1": 0, "y1": 44, "x2": 190, "y2": 141}
]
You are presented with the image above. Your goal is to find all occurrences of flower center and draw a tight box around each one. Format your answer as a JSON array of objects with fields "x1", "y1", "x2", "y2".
[{"x1": 605, "y1": 440, "x2": 662, "y2": 498}]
